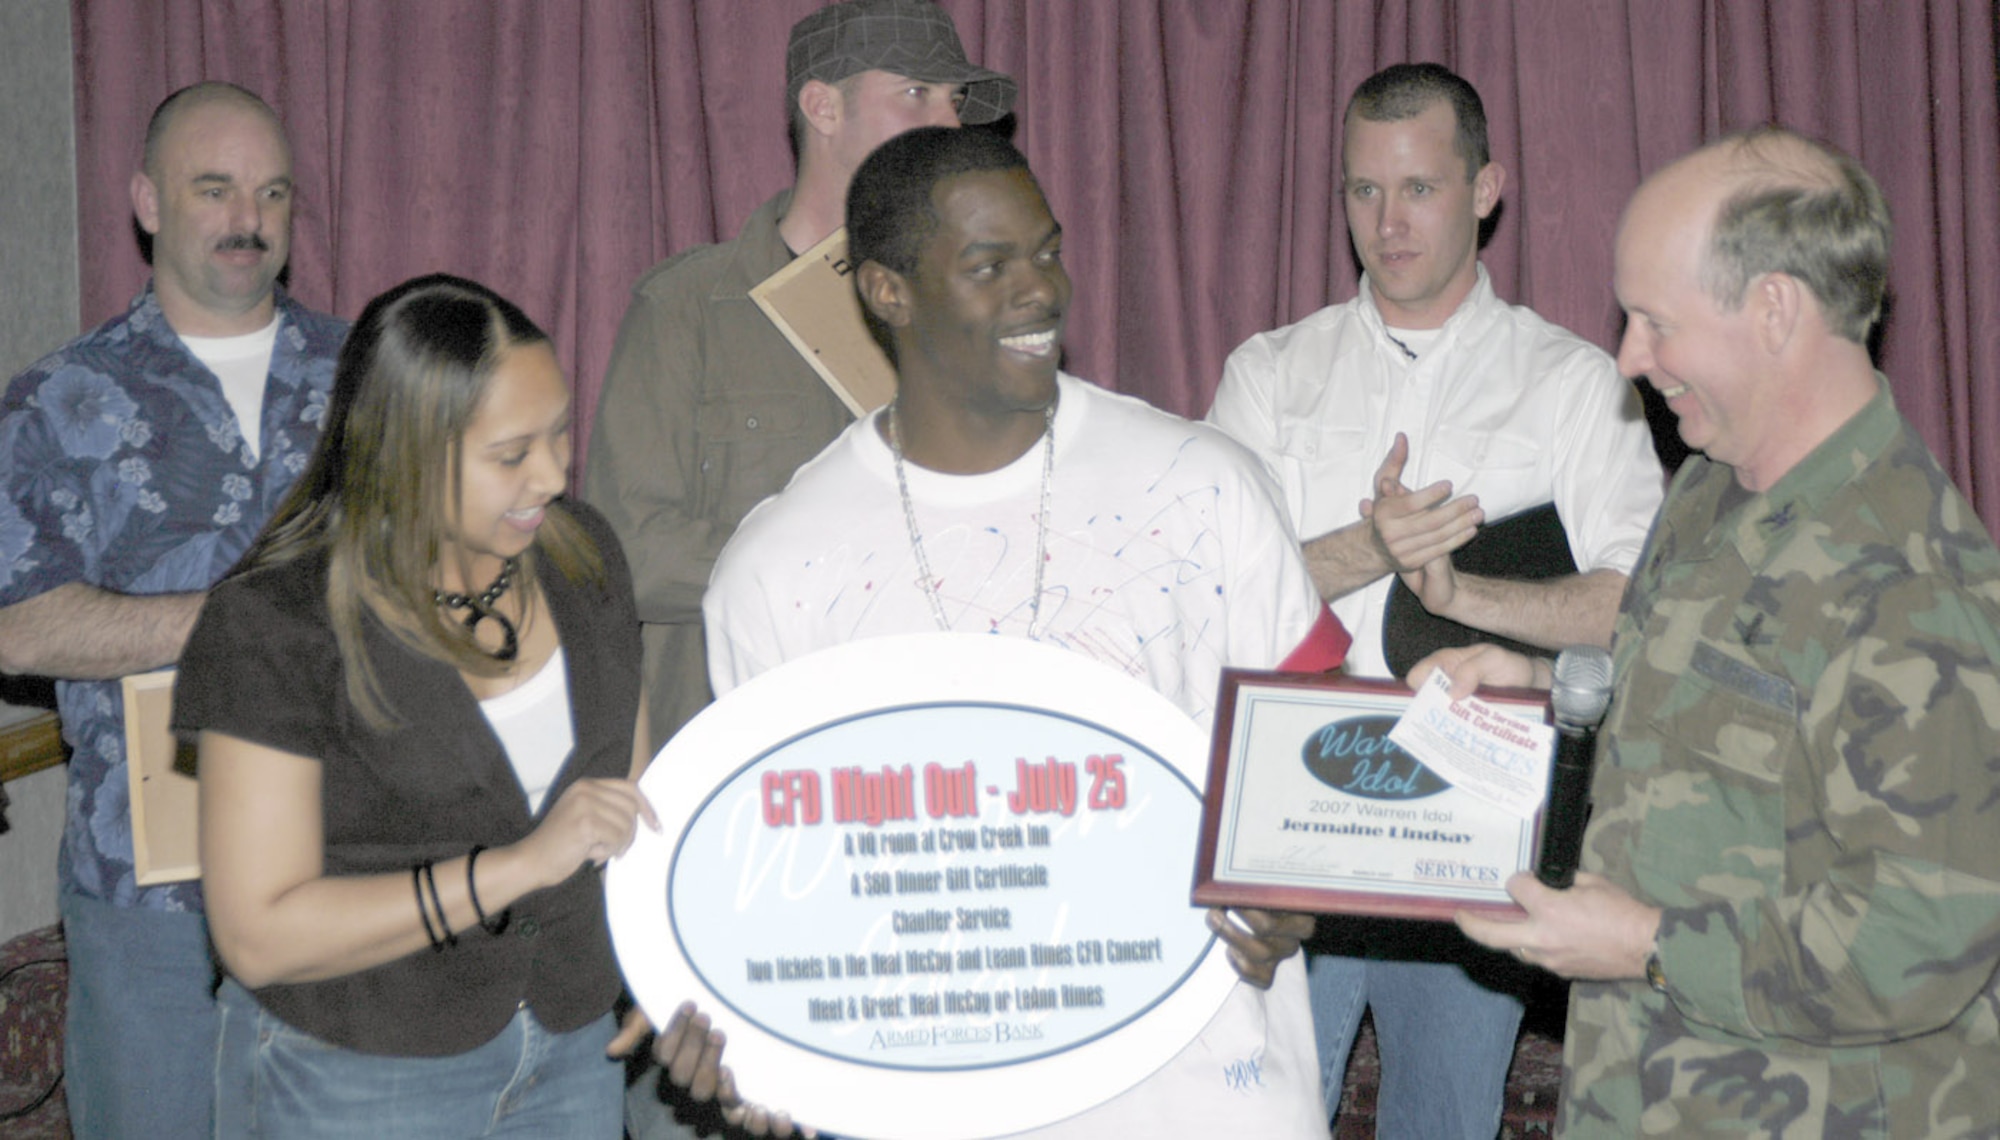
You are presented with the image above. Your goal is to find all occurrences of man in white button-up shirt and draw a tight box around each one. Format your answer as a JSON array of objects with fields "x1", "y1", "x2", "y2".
[{"x1": 1207, "y1": 63, "x2": 1664, "y2": 1140}]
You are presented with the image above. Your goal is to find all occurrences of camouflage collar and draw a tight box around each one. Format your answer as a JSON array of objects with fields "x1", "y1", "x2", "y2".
[{"x1": 1705, "y1": 377, "x2": 1900, "y2": 569}]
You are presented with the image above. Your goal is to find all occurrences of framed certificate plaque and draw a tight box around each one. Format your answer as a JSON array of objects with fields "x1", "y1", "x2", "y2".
[{"x1": 1193, "y1": 670, "x2": 1553, "y2": 920}]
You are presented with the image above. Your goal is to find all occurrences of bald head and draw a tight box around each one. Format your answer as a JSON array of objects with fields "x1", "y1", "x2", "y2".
[
  {"x1": 143, "y1": 82, "x2": 287, "y2": 179},
  {"x1": 1639, "y1": 128, "x2": 1890, "y2": 345},
  {"x1": 1616, "y1": 129, "x2": 1886, "y2": 490},
  {"x1": 132, "y1": 82, "x2": 294, "y2": 336}
]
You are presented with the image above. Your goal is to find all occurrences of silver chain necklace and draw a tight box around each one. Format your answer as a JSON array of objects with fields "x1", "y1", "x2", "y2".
[{"x1": 888, "y1": 401, "x2": 1056, "y2": 638}]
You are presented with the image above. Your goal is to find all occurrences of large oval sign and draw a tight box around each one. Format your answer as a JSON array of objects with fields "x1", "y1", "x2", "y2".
[
  {"x1": 1301, "y1": 714, "x2": 1449, "y2": 799},
  {"x1": 607, "y1": 634, "x2": 1234, "y2": 1140},
  {"x1": 669, "y1": 702, "x2": 1211, "y2": 1070}
]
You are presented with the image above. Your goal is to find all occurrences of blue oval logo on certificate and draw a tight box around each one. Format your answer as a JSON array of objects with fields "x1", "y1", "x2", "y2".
[
  {"x1": 606, "y1": 634, "x2": 1234, "y2": 1140},
  {"x1": 1301, "y1": 714, "x2": 1449, "y2": 800}
]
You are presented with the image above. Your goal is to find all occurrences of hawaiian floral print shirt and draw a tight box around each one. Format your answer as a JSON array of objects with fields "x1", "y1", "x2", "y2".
[{"x1": 0, "y1": 284, "x2": 345, "y2": 910}]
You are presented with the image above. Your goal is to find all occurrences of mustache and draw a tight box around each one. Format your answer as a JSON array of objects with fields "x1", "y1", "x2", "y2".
[{"x1": 215, "y1": 233, "x2": 270, "y2": 253}]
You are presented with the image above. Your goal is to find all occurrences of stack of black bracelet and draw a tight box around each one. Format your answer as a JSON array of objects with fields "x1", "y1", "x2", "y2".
[
  {"x1": 413, "y1": 845, "x2": 511, "y2": 951},
  {"x1": 467, "y1": 845, "x2": 510, "y2": 935}
]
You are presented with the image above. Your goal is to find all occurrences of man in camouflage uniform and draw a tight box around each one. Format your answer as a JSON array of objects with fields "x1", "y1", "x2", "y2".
[{"x1": 1447, "y1": 128, "x2": 2000, "y2": 1137}]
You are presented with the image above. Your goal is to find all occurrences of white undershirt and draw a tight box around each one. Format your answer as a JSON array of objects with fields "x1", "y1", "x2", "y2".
[
  {"x1": 1383, "y1": 323, "x2": 1444, "y2": 360},
  {"x1": 179, "y1": 316, "x2": 280, "y2": 458},
  {"x1": 478, "y1": 647, "x2": 574, "y2": 814}
]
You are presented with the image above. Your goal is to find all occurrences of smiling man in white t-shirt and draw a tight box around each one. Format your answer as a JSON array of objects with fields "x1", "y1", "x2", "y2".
[{"x1": 708, "y1": 124, "x2": 1354, "y2": 1139}]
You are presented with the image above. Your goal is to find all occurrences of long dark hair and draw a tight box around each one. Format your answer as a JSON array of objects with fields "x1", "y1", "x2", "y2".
[{"x1": 243, "y1": 273, "x2": 601, "y2": 726}]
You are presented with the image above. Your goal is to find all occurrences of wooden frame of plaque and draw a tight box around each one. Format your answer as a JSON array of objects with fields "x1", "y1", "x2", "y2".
[
  {"x1": 748, "y1": 226, "x2": 898, "y2": 416},
  {"x1": 121, "y1": 668, "x2": 200, "y2": 884}
]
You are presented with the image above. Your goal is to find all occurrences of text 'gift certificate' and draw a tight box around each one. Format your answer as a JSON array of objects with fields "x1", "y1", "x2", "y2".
[{"x1": 1390, "y1": 669, "x2": 1556, "y2": 819}]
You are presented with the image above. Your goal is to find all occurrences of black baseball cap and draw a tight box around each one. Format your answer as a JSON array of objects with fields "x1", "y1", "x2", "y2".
[{"x1": 786, "y1": 0, "x2": 1016, "y2": 126}]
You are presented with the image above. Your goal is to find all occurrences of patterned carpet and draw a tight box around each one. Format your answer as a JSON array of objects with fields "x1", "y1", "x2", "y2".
[
  {"x1": 0, "y1": 924, "x2": 67, "y2": 1139},
  {"x1": 1333, "y1": 1000, "x2": 1566, "y2": 1138}
]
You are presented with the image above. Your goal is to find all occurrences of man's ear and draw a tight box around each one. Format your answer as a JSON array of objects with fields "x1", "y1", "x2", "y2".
[
  {"x1": 1753, "y1": 272, "x2": 1805, "y2": 355},
  {"x1": 798, "y1": 79, "x2": 843, "y2": 144},
  {"x1": 1472, "y1": 162, "x2": 1506, "y2": 220},
  {"x1": 131, "y1": 170, "x2": 161, "y2": 236},
  {"x1": 857, "y1": 260, "x2": 912, "y2": 329}
]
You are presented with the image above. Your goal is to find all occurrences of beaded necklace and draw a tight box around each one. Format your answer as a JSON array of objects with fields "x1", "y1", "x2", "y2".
[
  {"x1": 434, "y1": 556, "x2": 520, "y2": 661},
  {"x1": 887, "y1": 402, "x2": 1055, "y2": 639}
]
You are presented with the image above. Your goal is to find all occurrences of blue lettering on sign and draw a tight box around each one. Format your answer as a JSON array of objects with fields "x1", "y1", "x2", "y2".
[{"x1": 1301, "y1": 716, "x2": 1448, "y2": 800}]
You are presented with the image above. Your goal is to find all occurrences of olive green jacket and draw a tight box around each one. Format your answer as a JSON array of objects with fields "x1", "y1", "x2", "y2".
[{"x1": 585, "y1": 192, "x2": 853, "y2": 753}]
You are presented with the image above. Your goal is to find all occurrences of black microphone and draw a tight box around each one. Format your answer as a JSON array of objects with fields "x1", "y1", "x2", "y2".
[{"x1": 1535, "y1": 646, "x2": 1614, "y2": 888}]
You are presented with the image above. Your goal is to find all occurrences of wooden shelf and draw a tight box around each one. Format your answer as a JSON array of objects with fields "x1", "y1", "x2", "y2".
[{"x1": 0, "y1": 712, "x2": 64, "y2": 783}]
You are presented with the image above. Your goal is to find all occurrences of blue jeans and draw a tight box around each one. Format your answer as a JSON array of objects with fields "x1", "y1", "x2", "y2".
[
  {"x1": 1309, "y1": 939, "x2": 1528, "y2": 1140},
  {"x1": 60, "y1": 889, "x2": 218, "y2": 1140},
  {"x1": 215, "y1": 980, "x2": 621, "y2": 1138}
]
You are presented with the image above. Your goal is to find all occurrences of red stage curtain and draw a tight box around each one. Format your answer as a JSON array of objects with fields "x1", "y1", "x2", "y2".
[{"x1": 68, "y1": 1, "x2": 1999, "y2": 527}]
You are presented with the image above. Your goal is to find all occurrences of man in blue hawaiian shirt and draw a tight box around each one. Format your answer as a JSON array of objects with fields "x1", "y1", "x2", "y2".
[{"x1": 0, "y1": 82, "x2": 345, "y2": 1138}]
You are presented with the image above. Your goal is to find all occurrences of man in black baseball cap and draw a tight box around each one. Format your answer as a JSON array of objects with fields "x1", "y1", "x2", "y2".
[
  {"x1": 589, "y1": 0, "x2": 1015, "y2": 769},
  {"x1": 774, "y1": 0, "x2": 1015, "y2": 247},
  {"x1": 787, "y1": 0, "x2": 1015, "y2": 135},
  {"x1": 586, "y1": 7, "x2": 1014, "y2": 1129}
]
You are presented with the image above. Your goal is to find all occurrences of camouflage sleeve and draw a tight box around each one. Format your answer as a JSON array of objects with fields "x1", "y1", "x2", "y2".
[{"x1": 1655, "y1": 571, "x2": 2000, "y2": 1046}]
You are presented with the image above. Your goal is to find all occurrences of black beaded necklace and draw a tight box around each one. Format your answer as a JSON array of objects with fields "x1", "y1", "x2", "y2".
[{"x1": 434, "y1": 556, "x2": 520, "y2": 661}]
